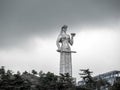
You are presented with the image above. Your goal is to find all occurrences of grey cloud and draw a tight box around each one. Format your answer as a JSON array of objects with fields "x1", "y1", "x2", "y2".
[{"x1": 0, "y1": 0, "x2": 120, "y2": 49}]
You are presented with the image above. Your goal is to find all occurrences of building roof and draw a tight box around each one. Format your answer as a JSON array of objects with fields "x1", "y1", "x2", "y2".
[{"x1": 94, "y1": 70, "x2": 120, "y2": 79}]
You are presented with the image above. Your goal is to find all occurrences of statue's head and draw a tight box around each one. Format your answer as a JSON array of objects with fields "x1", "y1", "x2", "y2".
[{"x1": 61, "y1": 25, "x2": 68, "y2": 32}]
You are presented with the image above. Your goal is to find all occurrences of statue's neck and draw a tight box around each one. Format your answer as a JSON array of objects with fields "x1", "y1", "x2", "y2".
[{"x1": 61, "y1": 31, "x2": 66, "y2": 35}]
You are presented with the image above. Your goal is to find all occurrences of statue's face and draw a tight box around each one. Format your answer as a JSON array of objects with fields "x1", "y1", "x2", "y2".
[{"x1": 62, "y1": 28, "x2": 67, "y2": 32}]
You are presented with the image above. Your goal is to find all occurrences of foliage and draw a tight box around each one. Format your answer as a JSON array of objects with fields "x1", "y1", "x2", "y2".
[
  {"x1": 108, "y1": 78, "x2": 120, "y2": 90},
  {"x1": 1, "y1": 66, "x2": 119, "y2": 90},
  {"x1": 0, "y1": 67, "x2": 31, "y2": 90},
  {"x1": 58, "y1": 73, "x2": 75, "y2": 90},
  {"x1": 0, "y1": 66, "x2": 75, "y2": 90},
  {"x1": 32, "y1": 69, "x2": 37, "y2": 75},
  {"x1": 78, "y1": 69, "x2": 111, "y2": 90}
]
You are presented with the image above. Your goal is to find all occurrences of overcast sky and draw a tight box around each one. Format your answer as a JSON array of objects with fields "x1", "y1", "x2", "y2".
[{"x1": 0, "y1": 0, "x2": 120, "y2": 80}]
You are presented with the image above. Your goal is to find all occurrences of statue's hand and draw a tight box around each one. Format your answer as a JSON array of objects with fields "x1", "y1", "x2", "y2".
[
  {"x1": 71, "y1": 33, "x2": 76, "y2": 37},
  {"x1": 57, "y1": 48, "x2": 61, "y2": 52}
]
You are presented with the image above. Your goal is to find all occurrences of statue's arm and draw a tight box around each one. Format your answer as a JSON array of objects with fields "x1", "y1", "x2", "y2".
[
  {"x1": 69, "y1": 35, "x2": 74, "y2": 46},
  {"x1": 56, "y1": 35, "x2": 61, "y2": 50}
]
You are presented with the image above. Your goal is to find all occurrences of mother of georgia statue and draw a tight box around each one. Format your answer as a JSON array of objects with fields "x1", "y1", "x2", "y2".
[{"x1": 56, "y1": 25, "x2": 76, "y2": 76}]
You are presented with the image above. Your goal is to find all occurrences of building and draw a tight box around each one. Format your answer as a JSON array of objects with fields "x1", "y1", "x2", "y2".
[{"x1": 78, "y1": 70, "x2": 120, "y2": 90}]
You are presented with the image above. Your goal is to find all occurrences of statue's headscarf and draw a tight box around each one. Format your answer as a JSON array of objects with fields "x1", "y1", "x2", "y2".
[{"x1": 60, "y1": 25, "x2": 68, "y2": 34}]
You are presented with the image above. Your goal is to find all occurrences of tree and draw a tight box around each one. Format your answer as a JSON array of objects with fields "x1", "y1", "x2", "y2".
[
  {"x1": 39, "y1": 70, "x2": 43, "y2": 77},
  {"x1": 32, "y1": 70, "x2": 37, "y2": 75},
  {"x1": 0, "y1": 66, "x2": 5, "y2": 76},
  {"x1": 22, "y1": 71, "x2": 29, "y2": 75},
  {"x1": 39, "y1": 72, "x2": 58, "y2": 90},
  {"x1": 109, "y1": 79, "x2": 120, "y2": 90},
  {"x1": 0, "y1": 67, "x2": 31, "y2": 90},
  {"x1": 79, "y1": 69, "x2": 95, "y2": 90},
  {"x1": 78, "y1": 69, "x2": 111, "y2": 90},
  {"x1": 57, "y1": 73, "x2": 75, "y2": 90}
]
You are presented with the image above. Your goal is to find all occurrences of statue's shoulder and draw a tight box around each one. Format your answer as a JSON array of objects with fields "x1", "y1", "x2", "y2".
[
  {"x1": 57, "y1": 34, "x2": 62, "y2": 40},
  {"x1": 66, "y1": 34, "x2": 70, "y2": 38},
  {"x1": 58, "y1": 34, "x2": 62, "y2": 38}
]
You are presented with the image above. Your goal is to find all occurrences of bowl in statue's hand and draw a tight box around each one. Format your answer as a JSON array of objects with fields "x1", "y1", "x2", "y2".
[{"x1": 71, "y1": 33, "x2": 76, "y2": 36}]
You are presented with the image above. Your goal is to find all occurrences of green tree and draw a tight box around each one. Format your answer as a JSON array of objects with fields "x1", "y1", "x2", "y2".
[
  {"x1": 58, "y1": 73, "x2": 75, "y2": 90},
  {"x1": 32, "y1": 69, "x2": 37, "y2": 75},
  {"x1": 0, "y1": 66, "x2": 5, "y2": 76},
  {"x1": 0, "y1": 67, "x2": 31, "y2": 90},
  {"x1": 109, "y1": 79, "x2": 120, "y2": 90},
  {"x1": 39, "y1": 72, "x2": 58, "y2": 90},
  {"x1": 22, "y1": 71, "x2": 29, "y2": 75}
]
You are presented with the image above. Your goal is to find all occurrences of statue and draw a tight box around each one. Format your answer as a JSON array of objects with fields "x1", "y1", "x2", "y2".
[{"x1": 56, "y1": 25, "x2": 76, "y2": 76}]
